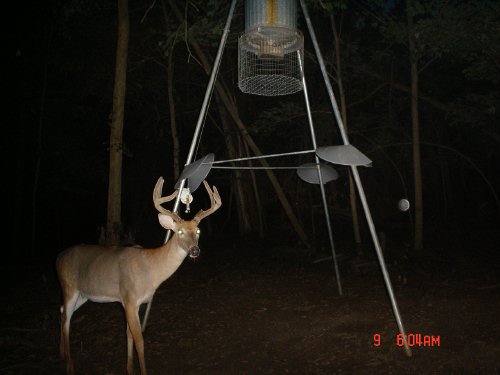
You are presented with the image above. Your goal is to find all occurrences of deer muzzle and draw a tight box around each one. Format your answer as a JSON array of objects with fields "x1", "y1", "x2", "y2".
[{"x1": 188, "y1": 245, "x2": 200, "y2": 259}]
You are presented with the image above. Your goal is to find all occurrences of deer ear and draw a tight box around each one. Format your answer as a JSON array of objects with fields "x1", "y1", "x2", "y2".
[{"x1": 158, "y1": 214, "x2": 177, "y2": 231}]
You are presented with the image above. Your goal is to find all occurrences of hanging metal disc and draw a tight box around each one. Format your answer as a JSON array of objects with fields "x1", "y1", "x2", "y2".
[
  {"x1": 175, "y1": 153, "x2": 215, "y2": 192},
  {"x1": 316, "y1": 145, "x2": 372, "y2": 167},
  {"x1": 297, "y1": 163, "x2": 338, "y2": 184}
]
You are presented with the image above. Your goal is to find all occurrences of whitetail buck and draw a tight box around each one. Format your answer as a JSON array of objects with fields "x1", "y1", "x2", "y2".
[{"x1": 56, "y1": 177, "x2": 221, "y2": 375}]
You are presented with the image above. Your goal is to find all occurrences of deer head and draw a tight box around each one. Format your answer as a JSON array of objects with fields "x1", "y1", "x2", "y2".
[{"x1": 153, "y1": 177, "x2": 221, "y2": 259}]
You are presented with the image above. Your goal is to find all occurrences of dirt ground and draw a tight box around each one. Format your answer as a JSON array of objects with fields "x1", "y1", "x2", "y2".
[{"x1": 1, "y1": 237, "x2": 499, "y2": 375}]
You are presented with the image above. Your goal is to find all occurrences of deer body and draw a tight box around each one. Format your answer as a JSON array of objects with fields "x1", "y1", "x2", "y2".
[
  {"x1": 57, "y1": 179, "x2": 221, "y2": 375},
  {"x1": 57, "y1": 241, "x2": 187, "y2": 305}
]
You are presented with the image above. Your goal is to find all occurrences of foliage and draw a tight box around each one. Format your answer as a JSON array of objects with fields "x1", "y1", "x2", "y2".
[{"x1": 13, "y1": 0, "x2": 500, "y2": 258}]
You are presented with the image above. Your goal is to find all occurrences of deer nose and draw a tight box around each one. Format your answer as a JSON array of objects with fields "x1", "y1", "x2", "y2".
[{"x1": 188, "y1": 246, "x2": 200, "y2": 259}]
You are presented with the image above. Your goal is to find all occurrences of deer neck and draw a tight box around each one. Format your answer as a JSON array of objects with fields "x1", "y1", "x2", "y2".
[{"x1": 149, "y1": 235, "x2": 189, "y2": 284}]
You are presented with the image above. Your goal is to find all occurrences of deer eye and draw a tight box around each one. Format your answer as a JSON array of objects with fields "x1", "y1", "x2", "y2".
[
  {"x1": 177, "y1": 230, "x2": 183, "y2": 236},
  {"x1": 196, "y1": 229, "x2": 201, "y2": 235}
]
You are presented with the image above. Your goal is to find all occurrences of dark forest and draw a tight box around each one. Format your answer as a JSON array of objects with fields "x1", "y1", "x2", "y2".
[{"x1": 6, "y1": 0, "x2": 499, "y2": 374}]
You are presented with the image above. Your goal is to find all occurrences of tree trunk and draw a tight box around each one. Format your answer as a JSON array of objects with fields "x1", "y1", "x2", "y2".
[
  {"x1": 106, "y1": 0, "x2": 129, "y2": 245},
  {"x1": 215, "y1": 94, "x2": 253, "y2": 234},
  {"x1": 161, "y1": 1, "x2": 180, "y2": 180},
  {"x1": 167, "y1": 46, "x2": 180, "y2": 180},
  {"x1": 330, "y1": 12, "x2": 363, "y2": 255},
  {"x1": 225, "y1": 102, "x2": 310, "y2": 247},
  {"x1": 243, "y1": 139, "x2": 266, "y2": 239},
  {"x1": 408, "y1": 9, "x2": 424, "y2": 252}
]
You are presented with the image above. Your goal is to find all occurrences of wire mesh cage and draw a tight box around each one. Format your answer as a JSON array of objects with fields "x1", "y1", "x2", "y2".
[{"x1": 238, "y1": 0, "x2": 304, "y2": 96}]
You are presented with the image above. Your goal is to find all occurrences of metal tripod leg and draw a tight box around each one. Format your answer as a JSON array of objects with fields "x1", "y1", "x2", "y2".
[
  {"x1": 299, "y1": 0, "x2": 412, "y2": 357},
  {"x1": 298, "y1": 51, "x2": 343, "y2": 295},
  {"x1": 141, "y1": 0, "x2": 239, "y2": 333}
]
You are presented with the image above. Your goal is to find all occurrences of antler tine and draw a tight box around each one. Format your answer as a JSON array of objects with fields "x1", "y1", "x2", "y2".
[
  {"x1": 193, "y1": 180, "x2": 222, "y2": 223},
  {"x1": 152, "y1": 177, "x2": 182, "y2": 220}
]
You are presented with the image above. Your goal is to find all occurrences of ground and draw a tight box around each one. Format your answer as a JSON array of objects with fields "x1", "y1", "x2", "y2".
[{"x1": 1, "y1": 237, "x2": 499, "y2": 375}]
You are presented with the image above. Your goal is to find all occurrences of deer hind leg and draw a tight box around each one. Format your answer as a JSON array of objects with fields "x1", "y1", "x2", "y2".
[
  {"x1": 124, "y1": 303, "x2": 147, "y2": 375},
  {"x1": 60, "y1": 292, "x2": 77, "y2": 374},
  {"x1": 60, "y1": 292, "x2": 87, "y2": 375},
  {"x1": 126, "y1": 322, "x2": 135, "y2": 375}
]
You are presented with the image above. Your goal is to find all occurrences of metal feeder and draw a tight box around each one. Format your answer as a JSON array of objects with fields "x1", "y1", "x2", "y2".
[
  {"x1": 238, "y1": 0, "x2": 304, "y2": 96},
  {"x1": 145, "y1": 0, "x2": 413, "y2": 357}
]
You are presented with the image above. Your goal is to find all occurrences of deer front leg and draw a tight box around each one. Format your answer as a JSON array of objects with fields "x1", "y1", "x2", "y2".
[{"x1": 124, "y1": 303, "x2": 147, "y2": 375}]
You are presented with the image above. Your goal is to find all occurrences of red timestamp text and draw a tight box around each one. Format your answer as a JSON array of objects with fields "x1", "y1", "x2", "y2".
[{"x1": 373, "y1": 333, "x2": 441, "y2": 347}]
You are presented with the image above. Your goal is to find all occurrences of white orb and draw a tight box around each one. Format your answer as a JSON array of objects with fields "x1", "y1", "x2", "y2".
[{"x1": 398, "y1": 199, "x2": 410, "y2": 211}]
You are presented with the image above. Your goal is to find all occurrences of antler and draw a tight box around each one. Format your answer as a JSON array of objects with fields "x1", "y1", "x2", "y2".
[
  {"x1": 193, "y1": 180, "x2": 222, "y2": 223},
  {"x1": 153, "y1": 177, "x2": 182, "y2": 222}
]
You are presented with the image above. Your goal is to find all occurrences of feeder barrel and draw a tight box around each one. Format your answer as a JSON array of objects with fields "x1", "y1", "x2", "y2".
[{"x1": 245, "y1": 0, "x2": 297, "y2": 30}]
